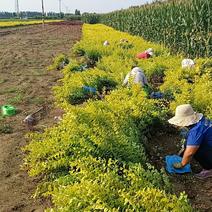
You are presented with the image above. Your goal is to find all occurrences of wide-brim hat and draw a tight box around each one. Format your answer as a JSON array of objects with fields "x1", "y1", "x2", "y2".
[{"x1": 168, "y1": 104, "x2": 203, "y2": 127}]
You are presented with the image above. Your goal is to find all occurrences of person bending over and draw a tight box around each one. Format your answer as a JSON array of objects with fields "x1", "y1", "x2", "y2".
[
  {"x1": 169, "y1": 104, "x2": 212, "y2": 179},
  {"x1": 123, "y1": 66, "x2": 148, "y2": 88}
]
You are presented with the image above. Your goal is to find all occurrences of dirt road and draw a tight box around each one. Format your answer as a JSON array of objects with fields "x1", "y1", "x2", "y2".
[{"x1": 0, "y1": 23, "x2": 81, "y2": 212}]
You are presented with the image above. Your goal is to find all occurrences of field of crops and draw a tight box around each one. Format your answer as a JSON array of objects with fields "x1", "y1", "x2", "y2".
[
  {"x1": 83, "y1": 0, "x2": 212, "y2": 58},
  {"x1": 23, "y1": 23, "x2": 212, "y2": 211},
  {"x1": 0, "y1": 19, "x2": 62, "y2": 28}
]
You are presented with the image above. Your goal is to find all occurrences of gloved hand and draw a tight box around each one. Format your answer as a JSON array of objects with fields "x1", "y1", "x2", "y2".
[{"x1": 173, "y1": 162, "x2": 183, "y2": 169}]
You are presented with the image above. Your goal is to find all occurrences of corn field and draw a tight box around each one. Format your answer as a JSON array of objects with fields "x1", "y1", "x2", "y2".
[{"x1": 82, "y1": 0, "x2": 212, "y2": 58}]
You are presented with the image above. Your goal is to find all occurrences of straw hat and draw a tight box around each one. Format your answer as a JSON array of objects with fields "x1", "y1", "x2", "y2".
[{"x1": 168, "y1": 104, "x2": 203, "y2": 127}]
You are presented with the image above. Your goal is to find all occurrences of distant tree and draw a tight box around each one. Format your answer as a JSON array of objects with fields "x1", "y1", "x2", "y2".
[
  {"x1": 0, "y1": 11, "x2": 63, "y2": 20},
  {"x1": 60, "y1": 12, "x2": 65, "y2": 18},
  {"x1": 0, "y1": 12, "x2": 17, "y2": 19},
  {"x1": 75, "y1": 9, "x2": 81, "y2": 16},
  {"x1": 129, "y1": 6, "x2": 139, "y2": 9}
]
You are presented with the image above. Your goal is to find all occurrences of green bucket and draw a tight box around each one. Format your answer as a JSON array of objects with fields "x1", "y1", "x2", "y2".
[{"x1": 1, "y1": 105, "x2": 16, "y2": 117}]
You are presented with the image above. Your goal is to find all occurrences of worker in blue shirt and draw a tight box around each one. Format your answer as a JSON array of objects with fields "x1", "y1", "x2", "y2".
[{"x1": 168, "y1": 104, "x2": 212, "y2": 179}]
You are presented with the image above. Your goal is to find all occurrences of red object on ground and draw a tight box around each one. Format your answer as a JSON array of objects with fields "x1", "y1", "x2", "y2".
[{"x1": 136, "y1": 52, "x2": 151, "y2": 59}]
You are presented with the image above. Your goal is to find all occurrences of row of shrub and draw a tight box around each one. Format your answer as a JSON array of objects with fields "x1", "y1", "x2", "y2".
[
  {"x1": 23, "y1": 24, "x2": 212, "y2": 211},
  {"x1": 161, "y1": 58, "x2": 212, "y2": 119},
  {"x1": 82, "y1": 0, "x2": 212, "y2": 58},
  {"x1": 0, "y1": 20, "x2": 62, "y2": 28}
]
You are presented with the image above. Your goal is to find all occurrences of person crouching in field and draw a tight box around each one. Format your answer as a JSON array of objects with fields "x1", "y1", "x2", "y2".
[
  {"x1": 182, "y1": 59, "x2": 195, "y2": 69},
  {"x1": 169, "y1": 104, "x2": 212, "y2": 179},
  {"x1": 123, "y1": 66, "x2": 149, "y2": 92},
  {"x1": 136, "y1": 48, "x2": 154, "y2": 59}
]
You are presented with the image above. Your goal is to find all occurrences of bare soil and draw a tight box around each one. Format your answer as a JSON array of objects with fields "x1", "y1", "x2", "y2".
[
  {"x1": 0, "y1": 22, "x2": 82, "y2": 212},
  {"x1": 0, "y1": 22, "x2": 211, "y2": 212},
  {"x1": 146, "y1": 125, "x2": 212, "y2": 212}
]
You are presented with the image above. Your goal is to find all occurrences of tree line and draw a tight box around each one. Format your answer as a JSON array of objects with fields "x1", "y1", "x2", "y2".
[{"x1": 0, "y1": 10, "x2": 81, "y2": 20}]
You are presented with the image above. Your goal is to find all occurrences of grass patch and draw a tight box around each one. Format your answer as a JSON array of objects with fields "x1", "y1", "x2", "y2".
[
  {"x1": 0, "y1": 87, "x2": 18, "y2": 95},
  {"x1": 0, "y1": 79, "x2": 7, "y2": 84},
  {"x1": 0, "y1": 123, "x2": 13, "y2": 134},
  {"x1": 7, "y1": 93, "x2": 24, "y2": 105},
  {"x1": 29, "y1": 97, "x2": 45, "y2": 105},
  {"x1": 30, "y1": 69, "x2": 47, "y2": 76}
]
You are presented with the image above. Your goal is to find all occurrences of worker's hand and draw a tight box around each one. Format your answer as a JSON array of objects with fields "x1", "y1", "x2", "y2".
[{"x1": 173, "y1": 162, "x2": 183, "y2": 169}]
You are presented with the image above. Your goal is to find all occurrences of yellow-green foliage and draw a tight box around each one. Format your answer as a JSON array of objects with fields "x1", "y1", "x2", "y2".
[
  {"x1": 55, "y1": 24, "x2": 172, "y2": 108},
  {"x1": 0, "y1": 20, "x2": 62, "y2": 28},
  {"x1": 161, "y1": 58, "x2": 212, "y2": 118},
  {"x1": 48, "y1": 54, "x2": 69, "y2": 71},
  {"x1": 45, "y1": 157, "x2": 191, "y2": 212},
  {"x1": 193, "y1": 74, "x2": 212, "y2": 117},
  {"x1": 24, "y1": 24, "x2": 198, "y2": 211},
  {"x1": 54, "y1": 68, "x2": 117, "y2": 106}
]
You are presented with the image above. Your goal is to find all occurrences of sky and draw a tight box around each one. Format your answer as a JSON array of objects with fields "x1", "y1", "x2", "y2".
[{"x1": 0, "y1": 0, "x2": 153, "y2": 13}]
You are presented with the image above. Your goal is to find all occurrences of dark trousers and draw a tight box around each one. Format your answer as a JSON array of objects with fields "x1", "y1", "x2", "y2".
[{"x1": 194, "y1": 146, "x2": 212, "y2": 170}]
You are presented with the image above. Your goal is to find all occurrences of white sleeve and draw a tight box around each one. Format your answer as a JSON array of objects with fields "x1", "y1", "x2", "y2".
[{"x1": 123, "y1": 73, "x2": 130, "y2": 86}]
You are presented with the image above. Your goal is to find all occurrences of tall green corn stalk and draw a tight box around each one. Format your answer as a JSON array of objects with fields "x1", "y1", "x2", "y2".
[{"x1": 83, "y1": 0, "x2": 211, "y2": 58}]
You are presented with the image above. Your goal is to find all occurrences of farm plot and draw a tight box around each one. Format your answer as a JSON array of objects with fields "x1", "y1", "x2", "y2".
[
  {"x1": 0, "y1": 22, "x2": 82, "y2": 212},
  {"x1": 24, "y1": 24, "x2": 212, "y2": 211},
  {"x1": 0, "y1": 20, "x2": 62, "y2": 28}
]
